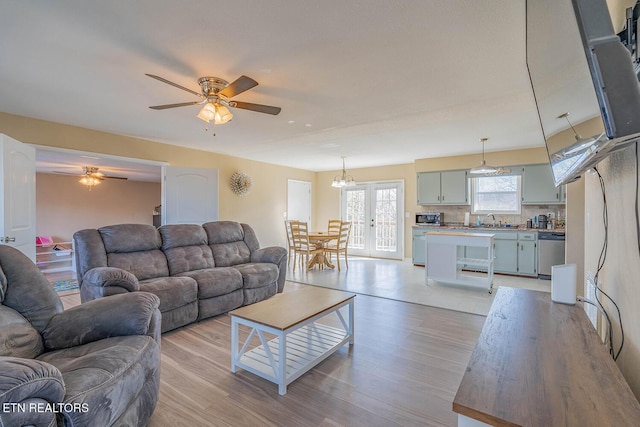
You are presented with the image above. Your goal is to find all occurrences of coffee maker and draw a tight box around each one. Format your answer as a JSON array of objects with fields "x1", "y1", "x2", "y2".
[{"x1": 537, "y1": 214, "x2": 548, "y2": 229}]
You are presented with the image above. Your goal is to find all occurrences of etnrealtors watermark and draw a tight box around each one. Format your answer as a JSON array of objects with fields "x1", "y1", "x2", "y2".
[{"x1": 2, "y1": 402, "x2": 89, "y2": 413}]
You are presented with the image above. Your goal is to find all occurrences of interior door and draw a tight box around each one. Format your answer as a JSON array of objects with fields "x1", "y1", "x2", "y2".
[
  {"x1": 341, "y1": 181, "x2": 403, "y2": 259},
  {"x1": 287, "y1": 179, "x2": 311, "y2": 225},
  {"x1": 162, "y1": 166, "x2": 219, "y2": 225},
  {"x1": 0, "y1": 134, "x2": 36, "y2": 261}
]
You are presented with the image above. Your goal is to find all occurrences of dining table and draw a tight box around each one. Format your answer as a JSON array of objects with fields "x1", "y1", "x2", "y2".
[{"x1": 307, "y1": 231, "x2": 339, "y2": 270}]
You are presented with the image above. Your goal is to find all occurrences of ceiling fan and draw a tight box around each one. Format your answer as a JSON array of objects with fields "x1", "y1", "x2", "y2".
[
  {"x1": 54, "y1": 166, "x2": 128, "y2": 180},
  {"x1": 145, "y1": 74, "x2": 281, "y2": 125}
]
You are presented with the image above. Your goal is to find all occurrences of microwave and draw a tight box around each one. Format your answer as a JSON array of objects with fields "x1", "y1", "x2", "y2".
[{"x1": 416, "y1": 212, "x2": 444, "y2": 226}]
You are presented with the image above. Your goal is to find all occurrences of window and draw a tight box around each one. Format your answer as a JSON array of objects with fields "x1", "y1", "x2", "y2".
[{"x1": 472, "y1": 175, "x2": 521, "y2": 214}]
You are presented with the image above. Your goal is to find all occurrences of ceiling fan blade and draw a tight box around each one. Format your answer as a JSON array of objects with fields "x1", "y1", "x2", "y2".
[
  {"x1": 232, "y1": 101, "x2": 281, "y2": 115},
  {"x1": 149, "y1": 101, "x2": 201, "y2": 110},
  {"x1": 51, "y1": 171, "x2": 80, "y2": 176},
  {"x1": 219, "y1": 75, "x2": 258, "y2": 99},
  {"x1": 145, "y1": 74, "x2": 204, "y2": 98},
  {"x1": 103, "y1": 176, "x2": 128, "y2": 180}
]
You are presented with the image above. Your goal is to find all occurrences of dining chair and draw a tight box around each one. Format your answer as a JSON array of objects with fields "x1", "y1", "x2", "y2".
[
  {"x1": 325, "y1": 221, "x2": 351, "y2": 271},
  {"x1": 290, "y1": 221, "x2": 323, "y2": 271},
  {"x1": 327, "y1": 219, "x2": 342, "y2": 235},
  {"x1": 284, "y1": 220, "x2": 297, "y2": 267}
]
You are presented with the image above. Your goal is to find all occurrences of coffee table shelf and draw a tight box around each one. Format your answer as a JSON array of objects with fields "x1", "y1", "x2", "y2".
[
  {"x1": 230, "y1": 287, "x2": 355, "y2": 395},
  {"x1": 238, "y1": 323, "x2": 350, "y2": 384}
]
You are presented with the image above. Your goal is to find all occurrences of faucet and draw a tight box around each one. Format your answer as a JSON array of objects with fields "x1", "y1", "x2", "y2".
[{"x1": 486, "y1": 213, "x2": 496, "y2": 227}]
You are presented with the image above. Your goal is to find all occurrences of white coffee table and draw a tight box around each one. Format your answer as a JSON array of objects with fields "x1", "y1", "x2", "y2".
[{"x1": 229, "y1": 287, "x2": 355, "y2": 395}]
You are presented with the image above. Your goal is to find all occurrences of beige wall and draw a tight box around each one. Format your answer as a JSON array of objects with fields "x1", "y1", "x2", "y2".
[
  {"x1": 0, "y1": 112, "x2": 315, "y2": 247},
  {"x1": 414, "y1": 147, "x2": 549, "y2": 171},
  {"x1": 36, "y1": 173, "x2": 161, "y2": 241},
  {"x1": 584, "y1": 147, "x2": 640, "y2": 399}
]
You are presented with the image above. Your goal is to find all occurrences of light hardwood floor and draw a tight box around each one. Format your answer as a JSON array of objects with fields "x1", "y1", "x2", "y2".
[{"x1": 60, "y1": 282, "x2": 485, "y2": 426}]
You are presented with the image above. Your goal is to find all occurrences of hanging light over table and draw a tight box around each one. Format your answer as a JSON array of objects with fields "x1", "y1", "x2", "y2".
[{"x1": 331, "y1": 157, "x2": 356, "y2": 188}]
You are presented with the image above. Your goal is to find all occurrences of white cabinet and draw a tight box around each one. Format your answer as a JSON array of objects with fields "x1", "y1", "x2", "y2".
[
  {"x1": 521, "y1": 164, "x2": 565, "y2": 204},
  {"x1": 417, "y1": 170, "x2": 469, "y2": 205},
  {"x1": 36, "y1": 242, "x2": 75, "y2": 275}
]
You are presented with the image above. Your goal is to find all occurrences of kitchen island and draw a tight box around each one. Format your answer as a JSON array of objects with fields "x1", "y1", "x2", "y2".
[{"x1": 425, "y1": 231, "x2": 494, "y2": 293}]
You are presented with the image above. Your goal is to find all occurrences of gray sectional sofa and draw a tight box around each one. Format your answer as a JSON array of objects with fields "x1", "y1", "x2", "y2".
[{"x1": 74, "y1": 221, "x2": 288, "y2": 333}]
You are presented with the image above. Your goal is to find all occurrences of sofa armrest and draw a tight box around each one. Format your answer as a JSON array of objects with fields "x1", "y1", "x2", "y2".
[
  {"x1": 0, "y1": 357, "x2": 65, "y2": 426},
  {"x1": 82, "y1": 266, "x2": 140, "y2": 295},
  {"x1": 42, "y1": 292, "x2": 161, "y2": 350},
  {"x1": 251, "y1": 246, "x2": 287, "y2": 265},
  {"x1": 251, "y1": 246, "x2": 288, "y2": 293}
]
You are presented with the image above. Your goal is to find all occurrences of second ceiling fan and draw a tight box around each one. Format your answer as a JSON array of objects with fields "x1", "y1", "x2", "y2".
[{"x1": 146, "y1": 74, "x2": 281, "y2": 125}]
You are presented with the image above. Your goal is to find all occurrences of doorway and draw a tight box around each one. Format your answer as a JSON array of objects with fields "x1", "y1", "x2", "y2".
[{"x1": 340, "y1": 181, "x2": 403, "y2": 259}]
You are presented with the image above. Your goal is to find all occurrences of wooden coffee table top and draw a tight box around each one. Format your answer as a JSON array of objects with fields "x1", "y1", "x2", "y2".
[{"x1": 229, "y1": 286, "x2": 355, "y2": 330}]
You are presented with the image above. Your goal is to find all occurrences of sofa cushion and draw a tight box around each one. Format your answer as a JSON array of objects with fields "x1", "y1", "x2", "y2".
[
  {"x1": 164, "y1": 246, "x2": 214, "y2": 276},
  {"x1": 99, "y1": 224, "x2": 162, "y2": 253},
  {"x1": 159, "y1": 224, "x2": 208, "y2": 250},
  {"x1": 108, "y1": 251, "x2": 169, "y2": 281},
  {"x1": 139, "y1": 276, "x2": 197, "y2": 312},
  {"x1": 0, "y1": 306, "x2": 43, "y2": 358},
  {"x1": 177, "y1": 267, "x2": 243, "y2": 299},
  {"x1": 203, "y1": 221, "x2": 251, "y2": 266},
  {"x1": 37, "y1": 335, "x2": 159, "y2": 427},
  {"x1": 233, "y1": 263, "x2": 279, "y2": 289},
  {"x1": 160, "y1": 224, "x2": 215, "y2": 274}
]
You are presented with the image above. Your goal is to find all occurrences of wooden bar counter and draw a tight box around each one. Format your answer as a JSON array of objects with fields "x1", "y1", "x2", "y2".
[{"x1": 453, "y1": 287, "x2": 640, "y2": 426}]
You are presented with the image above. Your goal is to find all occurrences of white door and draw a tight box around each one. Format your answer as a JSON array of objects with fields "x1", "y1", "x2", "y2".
[
  {"x1": 162, "y1": 166, "x2": 219, "y2": 225},
  {"x1": 287, "y1": 180, "x2": 311, "y2": 225},
  {"x1": 341, "y1": 181, "x2": 403, "y2": 259},
  {"x1": 0, "y1": 134, "x2": 36, "y2": 261}
]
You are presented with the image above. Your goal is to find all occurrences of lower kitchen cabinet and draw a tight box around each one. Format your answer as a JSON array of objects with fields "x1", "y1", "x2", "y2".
[
  {"x1": 412, "y1": 227, "x2": 538, "y2": 277},
  {"x1": 494, "y1": 239, "x2": 518, "y2": 274},
  {"x1": 518, "y1": 240, "x2": 537, "y2": 276},
  {"x1": 412, "y1": 228, "x2": 427, "y2": 265}
]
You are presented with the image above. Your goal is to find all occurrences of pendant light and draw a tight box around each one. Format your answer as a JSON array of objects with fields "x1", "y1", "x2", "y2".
[
  {"x1": 331, "y1": 157, "x2": 356, "y2": 188},
  {"x1": 470, "y1": 138, "x2": 500, "y2": 175}
]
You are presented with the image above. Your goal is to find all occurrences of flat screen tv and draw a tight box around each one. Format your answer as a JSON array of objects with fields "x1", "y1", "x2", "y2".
[{"x1": 526, "y1": 0, "x2": 640, "y2": 186}]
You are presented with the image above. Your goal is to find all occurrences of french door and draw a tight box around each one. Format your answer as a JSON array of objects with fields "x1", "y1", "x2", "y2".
[{"x1": 341, "y1": 181, "x2": 403, "y2": 259}]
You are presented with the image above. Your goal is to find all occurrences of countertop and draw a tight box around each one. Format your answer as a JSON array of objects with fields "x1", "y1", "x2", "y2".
[
  {"x1": 453, "y1": 287, "x2": 640, "y2": 426},
  {"x1": 412, "y1": 224, "x2": 565, "y2": 234}
]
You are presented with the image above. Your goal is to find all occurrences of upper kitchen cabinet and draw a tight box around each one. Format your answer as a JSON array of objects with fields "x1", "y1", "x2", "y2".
[
  {"x1": 417, "y1": 170, "x2": 469, "y2": 205},
  {"x1": 521, "y1": 164, "x2": 565, "y2": 205}
]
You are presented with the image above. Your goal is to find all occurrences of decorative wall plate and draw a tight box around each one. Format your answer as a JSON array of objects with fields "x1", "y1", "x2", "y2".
[{"x1": 230, "y1": 171, "x2": 252, "y2": 196}]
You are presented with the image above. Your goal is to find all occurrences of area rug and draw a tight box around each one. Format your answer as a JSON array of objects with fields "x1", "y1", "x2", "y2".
[
  {"x1": 286, "y1": 257, "x2": 551, "y2": 316},
  {"x1": 52, "y1": 279, "x2": 79, "y2": 296}
]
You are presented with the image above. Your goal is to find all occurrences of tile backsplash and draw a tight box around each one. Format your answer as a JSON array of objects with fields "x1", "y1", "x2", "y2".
[{"x1": 416, "y1": 205, "x2": 566, "y2": 227}]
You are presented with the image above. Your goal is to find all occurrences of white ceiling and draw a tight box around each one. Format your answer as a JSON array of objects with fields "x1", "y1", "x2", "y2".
[{"x1": 2, "y1": 1, "x2": 554, "y2": 175}]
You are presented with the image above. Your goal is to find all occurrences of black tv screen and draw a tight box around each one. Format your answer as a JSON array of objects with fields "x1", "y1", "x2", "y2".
[{"x1": 526, "y1": 0, "x2": 640, "y2": 186}]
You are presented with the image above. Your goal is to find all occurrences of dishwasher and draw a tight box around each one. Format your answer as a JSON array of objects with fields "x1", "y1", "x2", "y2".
[{"x1": 537, "y1": 231, "x2": 565, "y2": 279}]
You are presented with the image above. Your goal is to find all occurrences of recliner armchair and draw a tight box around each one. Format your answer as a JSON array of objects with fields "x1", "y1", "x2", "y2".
[{"x1": 0, "y1": 245, "x2": 161, "y2": 427}]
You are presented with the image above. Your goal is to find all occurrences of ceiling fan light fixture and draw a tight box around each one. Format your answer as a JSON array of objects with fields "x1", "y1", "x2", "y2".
[
  {"x1": 197, "y1": 102, "x2": 216, "y2": 122},
  {"x1": 214, "y1": 103, "x2": 233, "y2": 124},
  {"x1": 79, "y1": 175, "x2": 101, "y2": 189},
  {"x1": 196, "y1": 102, "x2": 233, "y2": 125}
]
